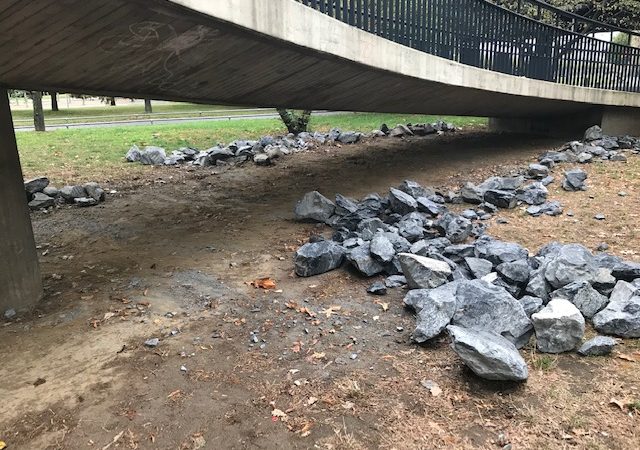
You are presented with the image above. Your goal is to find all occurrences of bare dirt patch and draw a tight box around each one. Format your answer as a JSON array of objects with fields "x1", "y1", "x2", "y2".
[{"x1": 2, "y1": 131, "x2": 640, "y2": 449}]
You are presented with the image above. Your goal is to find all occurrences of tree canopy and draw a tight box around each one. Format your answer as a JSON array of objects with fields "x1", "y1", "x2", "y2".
[{"x1": 494, "y1": 1, "x2": 640, "y2": 31}]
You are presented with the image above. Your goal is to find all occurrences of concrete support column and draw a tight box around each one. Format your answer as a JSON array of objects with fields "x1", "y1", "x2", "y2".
[{"x1": 0, "y1": 89, "x2": 42, "y2": 314}]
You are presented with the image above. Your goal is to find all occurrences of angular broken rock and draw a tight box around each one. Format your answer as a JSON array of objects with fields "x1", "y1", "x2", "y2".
[
  {"x1": 24, "y1": 177, "x2": 49, "y2": 195},
  {"x1": 464, "y1": 257, "x2": 493, "y2": 279},
  {"x1": 484, "y1": 189, "x2": 517, "y2": 209},
  {"x1": 611, "y1": 261, "x2": 640, "y2": 282},
  {"x1": 460, "y1": 182, "x2": 484, "y2": 204},
  {"x1": 385, "y1": 275, "x2": 407, "y2": 288},
  {"x1": 584, "y1": 125, "x2": 603, "y2": 142},
  {"x1": 474, "y1": 237, "x2": 528, "y2": 266},
  {"x1": 398, "y1": 180, "x2": 434, "y2": 200},
  {"x1": 592, "y1": 281, "x2": 640, "y2": 338},
  {"x1": 367, "y1": 281, "x2": 387, "y2": 295},
  {"x1": 388, "y1": 188, "x2": 418, "y2": 215},
  {"x1": 60, "y1": 185, "x2": 87, "y2": 203},
  {"x1": 518, "y1": 295, "x2": 544, "y2": 317},
  {"x1": 125, "y1": 145, "x2": 142, "y2": 162},
  {"x1": 294, "y1": 191, "x2": 336, "y2": 223},
  {"x1": 139, "y1": 146, "x2": 167, "y2": 165},
  {"x1": 578, "y1": 336, "x2": 617, "y2": 357},
  {"x1": 398, "y1": 253, "x2": 452, "y2": 289},
  {"x1": 531, "y1": 298, "x2": 585, "y2": 353},
  {"x1": 447, "y1": 325, "x2": 529, "y2": 382},
  {"x1": 552, "y1": 280, "x2": 609, "y2": 319},
  {"x1": 411, "y1": 285, "x2": 458, "y2": 342},
  {"x1": 527, "y1": 201, "x2": 563, "y2": 217},
  {"x1": 28, "y1": 192, "x2": 55, "y2": 210},
  {"x1": 562, "y1": 169, "x2": 588, "y2": 191},
  {"x1": 294, "y1": 241, "x2": 346, "y2": 277},
  {"x1": 516, "y1": 183, "x2": 548, "y2": 206},
  {"x1": 496, "y1": 260, "x2": 530, "y2": 287},
  {"x1": 370, "y1": 232, "x2": 396, "y2": 263},
  {"x1": 347, "y1": 243, "x2": 385, "y2": 277},
  {"x1": 527, "y1": 163, "x2": 550, "y2": 179},
  {"x1": 543, "y1": 244, "x2": 596, "y2": 289},
  {"x1": 452, "y1": 279, "x2": 533, "y2": 348}
]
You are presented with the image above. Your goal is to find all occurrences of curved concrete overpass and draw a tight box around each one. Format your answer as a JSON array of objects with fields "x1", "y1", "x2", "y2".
[{"x1": 0, "y1": 0, "x2": 639, "y2": 131}]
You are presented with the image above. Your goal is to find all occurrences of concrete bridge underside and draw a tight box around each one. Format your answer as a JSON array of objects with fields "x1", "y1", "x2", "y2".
[{"x1": 2, "y1": 0, "x2": 640, "y2": 311}]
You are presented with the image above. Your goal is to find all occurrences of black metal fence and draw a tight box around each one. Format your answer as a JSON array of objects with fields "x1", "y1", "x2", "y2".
[{"x1": 295, "y1": 0, "x2": 640, "y2": 92}]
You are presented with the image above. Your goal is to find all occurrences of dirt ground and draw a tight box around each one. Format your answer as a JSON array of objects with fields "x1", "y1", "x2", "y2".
[{"x1": 1, "y1": 131, "x2": 639, "y2": 450}]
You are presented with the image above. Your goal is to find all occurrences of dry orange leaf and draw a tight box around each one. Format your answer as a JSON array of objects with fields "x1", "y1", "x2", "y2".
[{"x1": 250, "y1": 277, "x2": 277, "y2": 290}]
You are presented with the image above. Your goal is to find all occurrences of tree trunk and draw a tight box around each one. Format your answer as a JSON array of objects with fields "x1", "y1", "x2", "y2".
[
  {"x1": 276, "y1": 108, "x2": 312, "y2": 134},
  {"x1": 51, "y1": 92, "x2": 59, "y2": 111},
  {"x1": 109, "y1": 97, "x2": 116, "y2": 106},
  {"x1": 144, "y1": 99, "x2": 153, "y2": 114},
  {"x1": 32, "y1": 91, "x2": 45, "y2": 132}
]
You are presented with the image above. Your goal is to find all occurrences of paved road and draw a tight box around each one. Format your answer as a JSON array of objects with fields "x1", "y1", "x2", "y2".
[{"x1": 14, "y1": 111, "x2": 342, "y2": 132}]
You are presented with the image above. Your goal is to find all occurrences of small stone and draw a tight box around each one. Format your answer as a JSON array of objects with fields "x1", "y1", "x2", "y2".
[
  {"x1": 367, "y1": 282, "x2": 387, "y2": 296},
  {"x1": 253, "y1": 153, "x2": 272, "y2": 166},
  {"x1": 578, "y1": 336, "x2": 617, "y2": 356},
  {"x1": 594, "y1": 214, "x2": 606, "y2": 221},
  {"x1": 562, "y1": 169, "x2": 588, "y2": 191},
  {"x1": 619, "y1": 191, "x2": 627, "y2": 197},
  {"x1": 596, "y1": 243, "x2": 609, "y2": 252},
  {"x1": 4, "y1": 308, "x2": 17, "y2": 319},
  {"x1": 144, "y1": 338, "x2": 160, "y2": 348},
  {"x1": 74, "y1": 197, "x2": 98, "y2": 207},
  {"x1": 527, "y1": 164, "x2": 549, "y2": 179},
  {"x1": 385, "y1": 275, "x2": 407, "y2": 288}
]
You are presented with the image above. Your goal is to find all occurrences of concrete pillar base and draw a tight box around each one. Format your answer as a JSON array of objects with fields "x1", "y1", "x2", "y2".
[
  {"x1": 490, "y1": 107, "x2": 640, "y2": 137},
  {"x1": 0, "y1": 89, "x2": 43, "y2": 314}
]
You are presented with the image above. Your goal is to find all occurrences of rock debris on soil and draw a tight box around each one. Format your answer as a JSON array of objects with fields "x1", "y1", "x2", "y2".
[
  {"x1": 292, "y1": 125, "x2": 640, "y2": 382},
  {"x1": 124, "y1": 121, "x2": 457, "y2": 167},
  {"x1": 24, "y1": 177, "x2": 109, "y2": 211}
]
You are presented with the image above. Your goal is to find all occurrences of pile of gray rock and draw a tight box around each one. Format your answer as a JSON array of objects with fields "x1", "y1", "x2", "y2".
[
  {"x1": 292, "y1": 177, "x2": 640, "y2": 382},
  {"x1": 24, "y1": 177, "x2": 106, "y2": 210},
  {"x1": 457, "y1": 125, "x2": 639, "y2": 218},
  {"x1": 124, "y1": 122, "x2": 457, "y2": 168}
]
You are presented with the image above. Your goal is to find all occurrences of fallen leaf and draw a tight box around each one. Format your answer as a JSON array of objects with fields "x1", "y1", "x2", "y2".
[
  {"x1": 250, "y1": 277, "x2": 277, "y2": 290},
  {"x1": 0, "y1": 441, "x2": 6, "y2": 450},
  {"x1": 272, "y1": 408, "x2": 287, "y2": 418},
  {"x1": 610, "y1": 398, "x2": 626, "y2": 410},
  {"x1": 421, "y1": 379, "x2": 443, "y2": 397},
  {"x1": 374, "y1": 300, "x2": 389, "y2": 311},
  {"x1": 103, "y1": 312, "x2": 116, "y2": 321},
  {"x1": 320, "y1": 306, "x2": 341, "y2": 318},
  {"x1": 307, "y1": 396, "x2": 318, "y2": 406},
  {"x1": 312, "y1": 352, "x2": 326, "y2": 360}
]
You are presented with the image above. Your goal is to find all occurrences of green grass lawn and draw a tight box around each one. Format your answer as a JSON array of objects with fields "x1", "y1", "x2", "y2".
[
  {"x1": 17, "y1": 113, "x2": 487, "y2": 184},
  {"x1": 11, "y1": 102, "x2": 266, "y2": 126}
]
